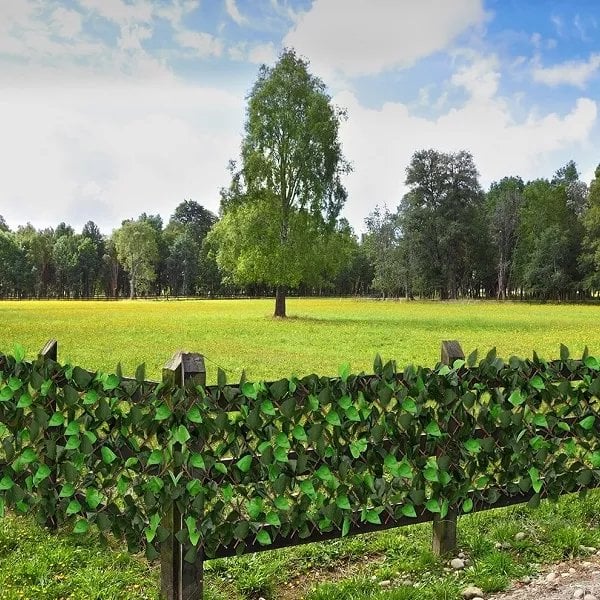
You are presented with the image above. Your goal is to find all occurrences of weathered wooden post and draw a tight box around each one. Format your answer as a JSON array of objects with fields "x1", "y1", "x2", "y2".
[
  {"x1": 39, "y1": 339, "x2": 58, "y2": 362},
  {"x1": 161, "y1": 351, "x2": 206, "y2": 600},
  {"x1": 432, "y1": 340, "x2": 464, "y2": 555},
  {"x1": 39, "y1": 339, "x2": 58, "y2": 529}
]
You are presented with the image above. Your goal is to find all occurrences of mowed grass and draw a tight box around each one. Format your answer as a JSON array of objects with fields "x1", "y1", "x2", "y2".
[
  {"x1": 1, "y1": 297, "x2": 600, "y2": 599},
  {"x1": 0, "y1": 298, "x2": 598, "y2": 382}
]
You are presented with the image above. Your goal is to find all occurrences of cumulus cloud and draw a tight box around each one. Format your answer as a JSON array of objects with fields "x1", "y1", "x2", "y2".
[
  {"x1": 225, "y1": 0, "x2": 247, "y2": 26},
  {"x1": 335, "y1": 53, "x2": 598, "y2": 231},
  {"x1": 175, "y1": 30, "x2": 223, "y2": 57},
  {"x1": 284, "y1": 0, "x2": 487, "y2": 78},
  {"x1": 0, "y1": 84, "x2": 244, "y2": 232},
  {"x1": 532, "y1": 53, "x2": 600, "y2": 88}
]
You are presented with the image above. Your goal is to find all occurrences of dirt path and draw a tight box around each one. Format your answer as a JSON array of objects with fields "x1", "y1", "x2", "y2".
[{"x1": 489, "y1": 555, "x2": 600, "y2": 600}]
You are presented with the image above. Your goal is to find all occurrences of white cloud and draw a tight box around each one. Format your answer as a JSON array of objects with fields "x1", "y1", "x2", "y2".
[
  {"x1": 334, "y1": 53, "x2": 598, "y2": 232},
  {"x1": 284, "y1": 0, "x2": 486, "y2": 78},
  {"x1": 248, "y1": 42, "x2": 277, "y2": 64},
  {"x1": 175, "y1": 29, "x2": 223, "y2": 57},
  {"x1": 225, "y1": 0, "x2": 247, "y2": 25},
  {"x1": 228, "y1": 41, "x2": 278, "y2": 64},
  {"x1": 0, "y1": 83, "x2": 244, "y2": 233},
  {"x1": 51, "y1": 7, "x2": 83, "y2": 38},
  {"x1": 532, "y1": 53, "x2": 600, "y2": 88}
]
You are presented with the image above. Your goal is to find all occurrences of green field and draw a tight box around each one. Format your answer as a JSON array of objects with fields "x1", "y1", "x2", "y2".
[
  {"x1": 1, "y1": 298, "x2": 598, "y2": 382},
  {"x1": 1, "y1": 298, "x2": 600, "y2": 600}
]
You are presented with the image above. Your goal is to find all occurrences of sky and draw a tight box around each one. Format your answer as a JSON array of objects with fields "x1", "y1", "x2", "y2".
[{"x1": 1, "y1": 0, "x2": 600, "y2": 235}]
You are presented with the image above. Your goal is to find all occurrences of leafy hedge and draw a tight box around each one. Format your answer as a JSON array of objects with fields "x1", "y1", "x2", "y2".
[{"x1": 0, "y1": 346, "x2": 599, "y2": 563}]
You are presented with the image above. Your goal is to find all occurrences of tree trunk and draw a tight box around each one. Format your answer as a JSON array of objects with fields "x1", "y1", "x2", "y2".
[
  {"x1": 129, "y1": 276, "x2": 136, "y2": 300},
  {"x1": 274, "y1": 286, "x2": 286, "y2": 317}
]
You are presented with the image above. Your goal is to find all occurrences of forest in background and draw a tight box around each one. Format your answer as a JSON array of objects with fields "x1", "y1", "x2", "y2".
[{"x1": 0, "y1": 153, "x2": 599, "y2": 303}]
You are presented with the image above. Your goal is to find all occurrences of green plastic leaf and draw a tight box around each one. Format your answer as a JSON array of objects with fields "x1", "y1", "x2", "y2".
[
  {"x1": 0, "y1": 476, "x2": 14, "y2": 491},
  {"x1": 59, "y1": 483, "x2": 75, "y2": 498},
  {"x1": 462, "y1": 498, "x2": 474, "y2": 513},
  {"x1": 185, "y1": 516, "x2": 201, "y2": 546},
  {"x1": 402, "y1": 398, "x2": 417, "y2": 413},
  {"x1": 86, "y1": 487, "x2": 102, "y2": 509},
  {"x1": 65, "y1": 421, "x2": 80, "y2": 436},
  {"x1": 101, "y1": 447, "x2": 117, "y2": 465},
  {"x1": 349, "y1": 438, "x2": 368, "y2": 459},
  {"x1": 147, "y1": 449, "x2": 163, "y2": 466},
  {"x1": 299, "y1": 480, "x2": 315, "y2": 497},
  {"x1": 336, "y1": 495, "x2": 351, "y2": 510},
  {"x1": 154, "y1": 404, "x2": 172, "y2": 421},
  {"x1": 73, "y1": 519, "x2": 89, "y2": 534},
  {"x1": 423, "y1": 468, "x2": 438, "y2": 482},
  {"x1": 585, "y1": 356, "x2": 600, "y2": 370},
  {"x1": 401, "y1": 504, "x2": 417, "y2": 518},
  {"x1": 532, "y1": 414, "x2": 548, "y2": 428},
  {"x1": 530, "y1": 375, "x2": 545, "y2": 390},
  {"x1": 364, "y1": 509, "x2": 381, "y2": 525},
  {"x1": 236, "y1": 455, "x2": 252, "y2": 473},
  {"x1": 580, "y1": 416, "x2": 596, "y2": 430},
  {"x1": 260, "y1": 400, "x2": 276, "y2": 416},
  {"x1": 12, "y1": 344, "x2": 25, "y2": 363},
  {"x1": 16, "y1": 393, "x2": 32, "y2": 409},
  {"x1": 83, "y1": 390, "x2": 98, "y2": 405},
  {"x1": 103, "y1": 374, "x2": 120, "y2": 391},
  {"x1": 256, "y1": 530, "x2": 271, "y2": 546},
  {"x1": 425, "y1": 421, "x2": 442, "y2": 437},
  {"x1": 326, "y1": 410, "x2": 341, "y2": 427},
  {"x1": 241, "y1": 382, "x2": 258, "y2": 400},
  {"x1": 33, "y1": 464, "x2": 51, "y2": 486},
  {"x1": 8, "y1": 377, "x2": 22, "y2": 392},
  {"x1": 292, "y1": 425, "x2": 307, "y2": 441},
  {"x1": 426, "y1": 499, "x2": 441, "y2": 513},
  {"x1": 173, "y1": 425, "x2": 191, "y2": 445},
  {"x1": 186, "y1": 405, "x2": 203, "y2": 424},
  {"x1": 342, "y1": 516, "x2": 351, "y2": 537},
  {"x1": 265, "y1": 512, "x2": 281, "y2": 526},
  {"x1": 464, "y1": 439, "x2": 481, "y2": 453},
  {"x1": 48, "y1": 412, "x2": 64, "y2": 427},
  {"x1": 189, "y1": 453, "x2": 205, "y2": 469},
  {"x1": 508, "y1": 390, "x2": 524, "y2": 406},
  {"x1": 66, "y1": 499, "x2": 81, "y2": 515},
  {"x1": 316, "y1": 465, "x2": 333, "y2": 482},
  {"x1": 338, "y1": 363, "x2": 350, "y2": 382},
  {"x1": 274, "y1": 496, "x2": 290, "y2": 511}
]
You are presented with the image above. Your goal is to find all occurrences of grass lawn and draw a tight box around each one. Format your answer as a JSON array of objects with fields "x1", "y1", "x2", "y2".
[
  {"x1": 1, "y1": 297, "x2": 600, "y2": 599},
  {"x1": 0, "y1": 298, "x2": 598, "y2": 382}
]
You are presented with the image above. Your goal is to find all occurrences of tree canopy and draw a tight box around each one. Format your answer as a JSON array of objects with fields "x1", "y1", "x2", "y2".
[{"x1": 211, "y1": 48, "x2": 351, "y2": 317}]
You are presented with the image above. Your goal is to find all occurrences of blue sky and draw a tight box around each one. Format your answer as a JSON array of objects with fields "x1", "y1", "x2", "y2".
[{"x1": 0, "y1": 0, "x2": 599, "y2": 234}]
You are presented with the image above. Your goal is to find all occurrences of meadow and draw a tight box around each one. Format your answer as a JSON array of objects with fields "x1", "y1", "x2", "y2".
[
  {"x1": 0, "y1": 298, "x2": 598, "y2": 382},
  {"x1": 1, "y1": 297, "x2": 600, "y2": 600}
]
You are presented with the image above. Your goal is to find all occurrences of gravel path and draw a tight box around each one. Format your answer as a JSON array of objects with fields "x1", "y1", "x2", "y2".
[{"x1": 488, "y1": 555, "x2": 600, "y2": 600}]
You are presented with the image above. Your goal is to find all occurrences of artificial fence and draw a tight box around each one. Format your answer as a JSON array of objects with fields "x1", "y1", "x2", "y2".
[{"x1": 0, "y1": 340, "x2": 600, "y2": 600}]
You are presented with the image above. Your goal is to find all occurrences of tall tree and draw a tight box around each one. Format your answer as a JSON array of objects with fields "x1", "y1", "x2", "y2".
[
  {"x1": 364, "y1": 206, "x2": 408, "y2": 298},
  {"x1": 399, "y1": 149, "x2": 487, "y2": 299},
  {"x1": 487, "y1": 177, "x2": 524, "y2": 299},
  {"x1": 581, "y1": 165, "x2": 600, "y2": 292},
  {"x1": 113, "y1": 220, "x2": 159, "y2": 299},
  {"x1": 170, "y1": 200, "x2": 217, "y2": 242},
  {"x1": 213, "y1": 48, "x2": 351, "y2": 317}
]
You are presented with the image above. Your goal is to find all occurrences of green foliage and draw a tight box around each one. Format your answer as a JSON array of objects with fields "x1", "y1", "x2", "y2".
[
  {"x1": 213, "y1": 48, "x2": 351, "y2": 316},
  {"x1": 1, "y1": 344, "x2": 600, "y2": 571}
]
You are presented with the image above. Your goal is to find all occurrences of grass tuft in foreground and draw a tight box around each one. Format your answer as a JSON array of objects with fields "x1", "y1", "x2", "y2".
[{"x1": 3, "y1": 491, "x2": 600, "y2": 599}]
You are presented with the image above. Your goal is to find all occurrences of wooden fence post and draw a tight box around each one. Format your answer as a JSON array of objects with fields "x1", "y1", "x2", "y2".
[
  {"x1": 161, "y1": 351, "x2": 206, "y2": 600},
  {"x1": 39, "y1": 339, "x2": 58, "y2": 529},
  {"x1": 432, "y1": 340, "x2": 464, "y2": 556}
]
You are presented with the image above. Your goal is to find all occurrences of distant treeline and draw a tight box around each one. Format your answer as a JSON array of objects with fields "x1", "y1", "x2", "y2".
[{"x1": 0, "y1": 153, "x2": 599, "y2": 302}]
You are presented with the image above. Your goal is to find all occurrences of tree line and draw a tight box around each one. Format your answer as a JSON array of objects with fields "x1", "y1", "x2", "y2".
[{"x1": 1, "y1": 49, "x2": 599, "y2": 310}]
